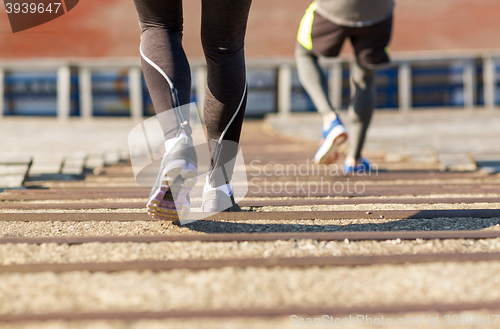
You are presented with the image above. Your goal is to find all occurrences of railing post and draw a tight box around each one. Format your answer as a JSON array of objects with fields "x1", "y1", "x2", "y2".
[
  {"x1": 398, "y1": 61, "x2": 412, "y2": 111},
  {"x1": 0, "y1": 68, "x2": 4, "y2": 118},
  {"x1": 277, "y1": 64, "x2": 292, "y2": 116},
  {"x1": 194, "y1": 65, "x2": 207, "y2": 122},
  {"x1": 57, "y1": 65, "x2": 71, "y2": 120},
  {"x1": 128, "y1": 66, "x2": 143, "y2": 121},
  {"x1": 79, "y1": 66, "x2": 92, "y2": 119},
  {"x1": 463, "y1": 59, "x2": 476, "y2": 110},
  {"x1": 329, "y1": 61, "x2": 343, "y2": 111},
  {"x1": 483, "y1": 55, "x2": 496, "y2": 110}
]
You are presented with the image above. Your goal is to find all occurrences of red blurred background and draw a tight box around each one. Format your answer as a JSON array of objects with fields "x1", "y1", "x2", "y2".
[{"x1": 1, "y1": 0, "x2": 500, "y2": 59}]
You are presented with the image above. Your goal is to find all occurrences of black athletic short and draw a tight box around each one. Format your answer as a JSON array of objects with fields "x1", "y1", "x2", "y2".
[{"x1": 297, "y1": 3, "x2": 393, "y2": 67}]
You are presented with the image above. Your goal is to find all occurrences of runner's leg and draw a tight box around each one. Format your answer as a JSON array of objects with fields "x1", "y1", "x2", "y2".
[
  {"x1": 347, "y1": 62, "x2": 375, "y2": 161},
  {"x1": 296, "y1": 8, "x2": 349, "y2": 165},
  {"x1": 201, "y1": 0, "x2": 252, "y2": 187},
  {"x1": 133, "y1": 0, "x2": 191, "y2": 139},
  {"x1": 346, "y1": 16, "x2": 393, "y2": 165},
  {"x1": 295, "y1": 42, "x2": 334, "y2": 116},
  {"x1": 133, "y1": 0, "x2": 197, "y2": 220}
]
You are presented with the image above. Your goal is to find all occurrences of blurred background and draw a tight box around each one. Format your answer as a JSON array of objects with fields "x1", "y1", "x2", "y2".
[{"x1": 1, "y1": 0, "x2": 500, "y2": 117}]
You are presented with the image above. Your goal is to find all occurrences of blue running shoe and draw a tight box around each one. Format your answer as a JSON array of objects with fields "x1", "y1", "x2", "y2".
[
  {"x1": 343, "y1": 158, "x2": 371, "y2": 174},
  {"x1": 314, "y1": 117, "x2": 348, "y2": 165}
]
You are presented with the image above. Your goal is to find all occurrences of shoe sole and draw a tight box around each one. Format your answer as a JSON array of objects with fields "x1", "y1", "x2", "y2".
[
  {"x1": 314, "y1": 126, "x2": 348, "y2": 165},
  {"x1": 147, "y1": 159, "x2": 197, "y2": 221}
]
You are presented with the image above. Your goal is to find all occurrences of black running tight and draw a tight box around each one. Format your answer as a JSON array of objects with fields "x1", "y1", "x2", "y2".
[{"x1": 133, "y1": 0, "x2": 252, "y2": 184}]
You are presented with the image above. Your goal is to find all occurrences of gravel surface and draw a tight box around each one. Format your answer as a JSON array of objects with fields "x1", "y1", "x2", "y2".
[
  {"x1": 0, "y1": 221, "x2": 198, "y2": 237},
  {"x1": 2, "y1": 202, "x2": 499, "y2": 213},
  {"x1": 18, "y1": 174, "x2": 500, "y2": 189},
  {"x1": 0, "y1": 199, "x2": 149, "y2": 205},
  {"x1": 0, "y1": 209, "x2": 147, "y2": 214},
  {"x1": 3, "y1": 312, "x2": 500, "y2": 329},
  {"x1": 3, "y1": 194, "x2": 499, "y2": 204},
  {"x1": 1, "y1": 262, "x2": 500, "y2": 314},
  {"x1": 2, "y1": 239, "x2": 500, "y2": 265},
  {"x1": 252, "y1": 178, "x2": 500, "y2": 186},
  {"x1": 1, "y1": 217, "x2": 500, "y2": 237},
  {"x1": 258, "y1": 203, "x2": 500, "y2": 211}
]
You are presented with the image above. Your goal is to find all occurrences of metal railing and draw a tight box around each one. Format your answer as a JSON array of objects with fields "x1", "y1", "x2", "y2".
[{"x1": 0, "y1": 51, "x2": 499, "y2": 119}]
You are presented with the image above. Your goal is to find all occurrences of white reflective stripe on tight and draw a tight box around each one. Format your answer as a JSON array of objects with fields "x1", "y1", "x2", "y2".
[
  {"x1": 139, "y1": 44, "x2": 184, "y2": 128},
  {"x1": 140, "y1": 44, "x2": 174, "y2": 90},
  {"x1": 211, "y1": 81, "x2": 248, "y2": 173},
  {"x1": 218, "y1": 82, "x2": 247, "y2": 143}
]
